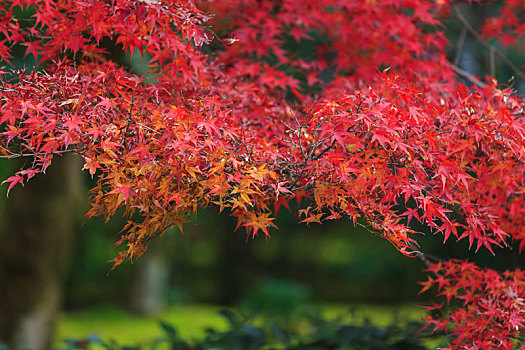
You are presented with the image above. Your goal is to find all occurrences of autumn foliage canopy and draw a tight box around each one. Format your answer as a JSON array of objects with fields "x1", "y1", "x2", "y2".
[{"x1": 0, "y1": 0, "x2": 525, "y2": 348}]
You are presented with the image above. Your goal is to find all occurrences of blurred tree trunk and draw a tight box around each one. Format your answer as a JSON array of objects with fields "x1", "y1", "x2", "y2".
[
  {"x1": 128, "y1": 241, "x2": 169, "y2": 316},
  {"x1": 0, "y1": 154, "x2": 83, "y2": 349},
  {"x1": 217, "y1": 222, "x2": 252, "y2": 304}
]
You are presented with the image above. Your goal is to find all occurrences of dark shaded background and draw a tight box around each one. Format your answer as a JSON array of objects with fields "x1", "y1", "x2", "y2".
[{"x1": 0, "y1": 1, "x2": 524, "y2": 348}]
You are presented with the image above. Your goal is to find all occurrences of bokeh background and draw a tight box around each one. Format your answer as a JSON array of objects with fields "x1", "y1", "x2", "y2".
[{"x1": 0, "y1": 1, "x2": 524, "y2": 349}]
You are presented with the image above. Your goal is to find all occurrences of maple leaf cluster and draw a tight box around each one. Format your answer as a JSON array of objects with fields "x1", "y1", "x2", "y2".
[
  {"x1": 481, "y1": 0, "x2": 525, "y2": 49},
  {"x1": 422, "y1": 260, "x2": 525, "y2": 349},
  {"x1": 292, "y1": 77, "x2": 525, "y2": 256},
  {"x1": 0, "y1": 0, "x2": 524, "y2": 347}
]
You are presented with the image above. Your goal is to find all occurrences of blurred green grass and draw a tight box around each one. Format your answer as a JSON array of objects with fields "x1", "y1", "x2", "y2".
[
  {"x1": 55, "y1": 303, "x2": 425, "y2": 348},
  {"x1": 55, "y1": 304, "x2": 229, "y2": 347},
  {"x1": 322, "y1": 303, "x2": 423, "y2": 325}
]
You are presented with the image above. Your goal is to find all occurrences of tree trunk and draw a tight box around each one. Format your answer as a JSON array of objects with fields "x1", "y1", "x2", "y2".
[
  {"x1": 0, "y1": 154, "x2": 83, "y2": 349},
  {"x1": 128, "y1": 241, "x2": 169, "y2": 316}
]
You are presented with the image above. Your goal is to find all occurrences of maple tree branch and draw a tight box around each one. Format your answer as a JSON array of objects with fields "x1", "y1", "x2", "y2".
[
  {"x1": 409, "y1": 247, "x2": 443, "y2": 279},
  {"x1": 453, "y1": 25, "x2": 467, "y2": 65},
  {"x1": 290, "y1": 112, "x2": 306, "y2": 160},
  {"x1": 489, "y1": 46, "x2": 496, "y2": 77},
  {"x1": 448, "y1": 62, "x2": 485, "y2": 88},
  {"x1": 117, "y1": 105, "x2": 163, "y2": 136},
  {"x1": 368, "y1": 93, "x2": 386, "y2": 109},
  {"x1": 311, "y1": 95, "x2": 390, "y2": 161},
  {"x1": 135, "y1": 121, "x2": 162, "y2": 135},
  {"x1": 312, "y1": 140, "x2": 336, "y2": 160},
  {"x1": 128, "y1": 90, "x2": 135, "y2": 118},
  {"x1": 294, "y1": 103, "x2": 315, "y2": 161},
  {"x1": 451, "y1": 5, "x2": 525, "y2": 80},
  {"x1": 288, "y1": 168, "x2": 307, "y2": 191},
  {"x1": 0, "y1": 149, "x2": 78, "y2": 159},
  {"x1": 413, "y1": 250, "x2": 435, "y2": 270}
]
